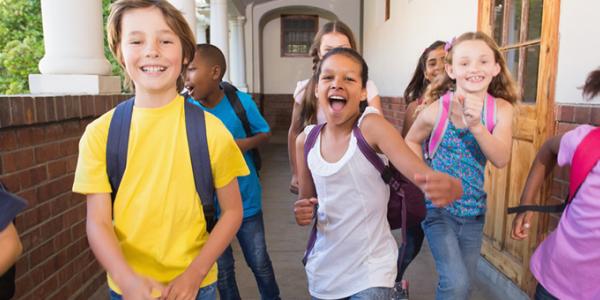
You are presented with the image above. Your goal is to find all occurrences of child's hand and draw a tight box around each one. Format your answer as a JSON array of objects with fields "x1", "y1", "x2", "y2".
[
  {"x1": 457, "y1": 93, "x2": 483, "y2": 129},
  {"x1": 120, "y1": 275, "x2": 165, "y2": 300},
  {"x1": 414, "y1": 173, "x2": 463, "y2": 207},
  {"x1": 511, "y1": 211, "x2": 533, "y2": 240},
  {"x1": 294, "y1": 197, "x2": 318, "y2": 226},
  {"x1": 162, "y1": 269, "x2": 204, "y2": 300}
]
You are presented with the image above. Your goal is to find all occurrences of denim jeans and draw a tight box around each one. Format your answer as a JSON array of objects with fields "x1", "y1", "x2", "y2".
[
  {"x1": 217, "y1": 212, "x2": 280, "y2": 300},
  {"x1": 311, "y1": 287, "x2": 393, "y2": 300},
  {"x1": 396, "y1": 224, "x2": 425, "y2": 281},
  {"x1": 422, "y1": 208, "x2": 485, "y2": 300},
  {"x1": 534, "y1": 283, "x2": 558, "y2": 300},
  {"x1": 109, "y1": 283, "x2": 216, "y2": 300}
]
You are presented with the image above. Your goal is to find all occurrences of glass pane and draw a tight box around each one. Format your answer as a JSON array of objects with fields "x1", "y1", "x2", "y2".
[
  {"x1": 522, "y1": 45, "x2": 540, "y2": 103},
  {"x1": 507, "y1": 0, "x2": 523, "y2": 45},
  {"x1": 504, "y1": 48, "x2": 520, "y2": 82},
  {"x1": 527, "y1": 0, "x2": 543, "y2": 40},
  {"x1": 493, "y1": 0, "x2": 505, "y2": 46}
]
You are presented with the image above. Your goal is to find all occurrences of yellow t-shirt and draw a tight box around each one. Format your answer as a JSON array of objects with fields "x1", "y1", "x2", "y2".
[{"x1": 72, "y1": 95, "x2": 249, "y2": 294}]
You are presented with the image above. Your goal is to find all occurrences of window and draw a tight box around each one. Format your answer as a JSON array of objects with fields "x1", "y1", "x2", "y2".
[
  {"x1": 491, "y1": 0, "x2": 544, "y2": 103},
  {"x1": 281, "y1": 15, "x2": 318, "y2": 57}
]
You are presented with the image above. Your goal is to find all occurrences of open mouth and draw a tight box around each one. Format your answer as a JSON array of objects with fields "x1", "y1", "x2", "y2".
[
  {"x1": 328, "y1": 95, "x2": 347, "y2": 112},
  {"x1": 466, "y1": 75, "x2": 484, "y2": 83}
]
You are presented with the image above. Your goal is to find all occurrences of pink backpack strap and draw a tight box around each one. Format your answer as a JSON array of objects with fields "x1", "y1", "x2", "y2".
[
  {"x1": 569, "y1": 127, "x2": 600, "y2": 202},
  {"x1": 483, "y1": 93, "x2": 497, "y2": 133},
  {"x1": 426, "y1": 92, "x2": 452, "y2": 160}
]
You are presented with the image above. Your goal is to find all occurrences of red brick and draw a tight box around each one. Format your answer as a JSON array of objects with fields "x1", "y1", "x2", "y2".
[
  {"x1": 65, "y1": 96, "x2": 81, "y2": 119},
  {"x1": 34, "y1": 142, "x2": 62, "y2": 164},
  {"x1": 0, "y1": 172, "x2": 20, "y2": 192},
  {"x1": 0, "y1": 98, "x2": 11, "y2": 127},
  {"x1": 28, "y1": 274, "x2": 59, "y2": 300},
  {"x1": 62, "y1": 121, "x2": 83, "y2": 137},
  {"x1": 23, "y1": 97, "x2": 35, "y2": 124},
  {"x1": 574, "y1": 106, "x2": 591, "y2": 124},
  {"x1": 17, "y1": 188, "x2": 37, "y2": 208},
  {"x1": 0, "y1": 129, "x2": 18, "y2": 151},
  {"x1": 39, "y1": 216, "x2": 63, "y2": 241},
  {"x1": 45, "y1": 123, "x2": 64, "y2": 141},
  {"x1": 55, "y1": 97, "x2": 66, "y2": 120},
  {"x1": 30, "y1": 239, "x2": 56, "y2": 266},
  {"x1": 9, "y1": 97, "x2": 26, "y2": 125},
  {"x1": 46, "y1": 96, "x2": 58, "y2": 122},
  {"x1": 34, "y1": 97, "x2": 48, "y2": 123},
  {"x1": 71, "y1": 219, "x2": 86, "y2": 239},
  {"x1": 60, "y1": 138, "x2": 79, "y2": 156},
  {"x1": 15, "y1": 256, "x2": 29, "y2": 279},
  {"x1": 15, "y1": 208, "x2": 40, "y2": 236},
  {"x1": 16, "y1": 127, "x2": 35, "y2": 147},
  {"x1": 80, "y1": 95, "x2": 95, "y2": 117},
  {"x1": 592, "y1": 107, "x2": 600, "y2": 126},
  {"x1": 1, "y1": 148, "x2": 35, "y2": 173},
  {"x1": 19, "y1": 227, "x2": 42, "y2": 253}
]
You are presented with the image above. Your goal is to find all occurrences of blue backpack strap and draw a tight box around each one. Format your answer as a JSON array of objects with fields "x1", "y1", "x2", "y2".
[
  {"x1": 425, "y1": 92, "x2": 452, "y2": 161},
  {"x1": 106, "y1": 97, "x2": 135, "y2": 203},
  {"x1": 184, "y1": 100, "x2": 216, "y2": 232}
]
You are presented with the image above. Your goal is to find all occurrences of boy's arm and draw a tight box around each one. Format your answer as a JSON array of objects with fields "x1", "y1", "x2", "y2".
[
  {"x1": 235, "y1": 132, "x2": 271, "y2": 152},
  {"x1": 294, "y1": 132, "x2": 318, "y2": 225},
  {"x1": 0, "y1": 223, "x2": 22, "y2": 275},
  {"x1": 163, "y1": 179, "x2": 243, "y2": 299},
  {"x1": 86, "y1": 194, "x2": 164, "y2": 299},
  {"x1": 468, "y1": 99, "x2": 514, "y2": 168},
  {"x1": 511, "y1": 135, "x2": 562, "y2": 240},
  {"x1": 235, "y1": 94, "x2": 272, "y2": 152}
]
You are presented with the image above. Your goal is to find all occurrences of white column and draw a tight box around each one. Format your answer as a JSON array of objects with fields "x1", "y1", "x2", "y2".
[
  {"x1": 196, "y1": 15, "x2": 210, "y2": 44},
  {"x1": 229, "y1": 16, "x2": 248, "y2": 92},
  {"x1": 168, "y1": 0, "x2": 196, "y2": 36},
  {"x1": 29, "y1": 0, "x2": 120, "y2": 94},
  {"x1": 210, "y1": 0, "x2": 229, "y2": 81}
]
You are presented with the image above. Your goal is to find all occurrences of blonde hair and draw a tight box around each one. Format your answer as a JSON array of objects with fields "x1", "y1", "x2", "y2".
[
  {"x1": 423, "y1": 31, "x2": 520, "y2": 108},
  {"x1": 106, "y1": 0, "x2": 196, "y2": 91}
]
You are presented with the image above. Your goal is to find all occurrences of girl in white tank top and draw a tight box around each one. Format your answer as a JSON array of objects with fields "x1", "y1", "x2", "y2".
[{"x1": 293, "y1": 48, "x2": 463, "y2": 299}]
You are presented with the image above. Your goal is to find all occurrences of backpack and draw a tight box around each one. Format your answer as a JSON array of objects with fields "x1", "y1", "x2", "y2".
[
  {"x1": 300, "y1": 123, "x2": 426, "y2": 267},
  {"x1": 425, "y1": 91, "x2": 497, "y2": 161},
  {"x1": 220, "y1": 81, "x2": 262, "y2": 173},
  {"x1": 508, "y1": 127, "x2": 600, "y2": 214},
  {"x1": 106, "y1": 97, "x2": 217, "y2": 232}
]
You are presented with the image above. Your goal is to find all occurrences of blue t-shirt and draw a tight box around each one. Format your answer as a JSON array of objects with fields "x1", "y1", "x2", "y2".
[{"x1": 188, "y1": 91, "x2": 270, "y2": 219}]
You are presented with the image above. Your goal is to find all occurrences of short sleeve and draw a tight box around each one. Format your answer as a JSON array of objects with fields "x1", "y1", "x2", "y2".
[
  {"x1": 293, "y1": 79, "x2": 310, "y2": 104},
  {"x1": 366, "y1": 80, "x2": 379, "y2": 101},
  {"x1": 0, "y1": 188, "x2": 27, "y2": 230},
  {"x1": 238, "y1": 92, "x2": 270, "y2": 135},
  {"x1": 206, "y1": 114, "x2": 250, "y2": 188},
  {"x1": 72, "y1": 112, "x2": 114, "y2": 194},
  {"x1": 557, "y1": 125, "x2": 596, "y2": 167}
]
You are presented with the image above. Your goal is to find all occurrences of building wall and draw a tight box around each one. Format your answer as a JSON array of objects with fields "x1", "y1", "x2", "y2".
[
  {"x1": 362, "y1": 0, "x2": 477, "y2": 97},
  {"x1": 555, "y1": 1, "x2": 600, "y2": 104},
  {"x1": 0, "y1": 95, "x2": 129, "y2": 299}
]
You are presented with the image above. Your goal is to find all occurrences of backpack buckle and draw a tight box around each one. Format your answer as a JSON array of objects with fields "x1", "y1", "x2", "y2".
[{"x1": 381, "y1": 166, "x2": 393, "y2": 184}]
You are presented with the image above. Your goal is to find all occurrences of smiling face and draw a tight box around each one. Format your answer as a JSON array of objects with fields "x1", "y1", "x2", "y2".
[
  {"x1": 119, "y1": 7, "x2": 183, "y2": 97},
  {"x1": 446, "y1": 40, "x2": 501, "y2": 95},
  {"x1": 184, "y1": 52, "x2": 220, "y2": 101},
  {"x1": 318, "y1": 32, "x2": 352, "y2": 59},
  {"x1": 424, "y1": 46, "x2": 446, "y2": 82},
  {"x1": 315, "y1": 53, "x2": 366, "y2": 125}
]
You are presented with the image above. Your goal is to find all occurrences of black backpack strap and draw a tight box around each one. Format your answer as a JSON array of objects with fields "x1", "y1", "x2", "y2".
[
  {"x1": 221, "y1": 81, "x2": 262, "y2": 171},
  {"x1": 184, "y1": 100, "x2": 217, "y2": 232},
  {"x1": 106, "y1": 98, "x2": 135, "y2": 202},
  {"x1": 507, "y1": 203, "x2": 567, "y2": 214}
]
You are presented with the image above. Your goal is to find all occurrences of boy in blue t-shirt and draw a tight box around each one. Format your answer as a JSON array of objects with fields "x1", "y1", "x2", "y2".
[{"x1": 184, "y1": 44, "x2": 280, "y2": 300}]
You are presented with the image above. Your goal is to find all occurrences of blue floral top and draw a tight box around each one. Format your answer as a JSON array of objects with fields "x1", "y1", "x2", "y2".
[{"x1": 425, "y1": 122, "x2": 487, "y2": 217}]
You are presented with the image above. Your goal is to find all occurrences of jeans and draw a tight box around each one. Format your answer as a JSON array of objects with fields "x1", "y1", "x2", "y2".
[
  {"x1": 217, "y1": 212, "x2": 280, "y2": 300},
  {"x1": 422, "y1": 208, "x2": 485, "y2": 300},
  {"x1": 109, "y1": 283, "x2": 216, "y2": 300},
  {"x1": 396, "y1": 224, "x2": 425, "y2": 281},
  {"x1": 311, "y1": 287, "x2": 393, "y2": 300},
  {"x1": 534, "y1": 283, "x2": 558, "y2": 300}
]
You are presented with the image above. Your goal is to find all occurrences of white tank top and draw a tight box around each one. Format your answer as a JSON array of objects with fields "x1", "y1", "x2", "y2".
[{"x1": 303, "y1": 108, "x2": 397, "y2": 299}]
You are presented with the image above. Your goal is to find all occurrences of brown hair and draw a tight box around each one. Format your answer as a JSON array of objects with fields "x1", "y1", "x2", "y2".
[
  {"x1": 297, "y1": 21, "x2": 358, "y2": 129},
  {"x1": 583, "y1": 68, "x2": 600, "y2": 100},
  {"x1": 107, "y1": 0, "x2": 196, "y2": 91},
  {"x1": 423, "y1": 31, "x2": 520, "y2": 107}
]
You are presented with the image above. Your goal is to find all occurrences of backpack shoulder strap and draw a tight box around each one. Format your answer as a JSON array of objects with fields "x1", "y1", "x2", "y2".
[
  {"x1": 426, "y1": 92, "x2": 452, "y2": 160},
  {"x1": 569, "y1": 127, "x2": 600, "y2": 202},
  {"x1": 483, "y1": 93, "x2": 497, "y2": 133},
  {"x1": 106, "y1": 97, "x2": 135, "y2": 202},
  {"x1": 221, "y1": 81, "x2": 252, "y2": 137},
  {"x1": 184, "y1": 100, "x2": 217, "y2": 232}
]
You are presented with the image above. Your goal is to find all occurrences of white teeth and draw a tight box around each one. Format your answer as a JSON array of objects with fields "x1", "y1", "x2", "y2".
[
  {"x1": 142, "y1": 66, "x2": 166, "y2": 72},
  {"x1": 329, "y1": 95, "x2": 346, "y2": 100}
]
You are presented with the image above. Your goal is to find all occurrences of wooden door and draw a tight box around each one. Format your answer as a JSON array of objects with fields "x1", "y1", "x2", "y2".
[{"x1": 477, "y1": 0, "x2": 560, "y2": 295}]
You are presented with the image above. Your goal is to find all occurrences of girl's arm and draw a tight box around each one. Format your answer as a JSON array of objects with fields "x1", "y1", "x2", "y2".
[
  {"x1": 361, "y1": 114, "x2": 462, "y2": 207},
  {"x1": 467, "y1": 98, "x2": 514, "y2": 168},
  {"x1": 164, "y1": 179, "x2": 243, "y2": 299},
  {"x1": 401, "y1": 101, "x2": 419, "y2": 138},
  {"x1": 405, "y1": 101, "x2": 437, "y2": 159},
  {"x1": 288, "y1": 102, "x2": 302, "y2": 191},
  {"x1": 235, "y1": 132, "x2": 271, "y2": 152},
  {"x1": 367, "y1": 95, "x2": 383, "y2": 114},
  {"x1": 511, "y1": 135, "x2": 562, "y2": 240},
  {"x1": 293, "y1": 132, "x2": 318, "y2": 225},
  {"x1": 86, "y1": 193, "x2": 164, "y2": 299},
  {"x1": 0, "y1": 223, "x2": 22, "y2": 275}
]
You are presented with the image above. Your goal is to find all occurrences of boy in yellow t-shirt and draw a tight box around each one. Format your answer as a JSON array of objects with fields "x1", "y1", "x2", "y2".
[{"x1": 72, "y1": 1, "x2": 248, "y2": 299}]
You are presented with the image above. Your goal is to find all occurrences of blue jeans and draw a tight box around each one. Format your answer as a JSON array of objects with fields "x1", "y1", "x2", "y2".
[
  {"x1": 396, "y1": 224, "x2": 425, "y2": 281},
  {"x1": 422, "y1": 208, "x2": 485, "y2": 300},
  {"x1": 109, "y1": 283, "x2": 216, "y2": 300},
  {"x1": 217, "y1": 212, "x2": 280, "y2": 300},
  {"x1": 311, "y1": 287, "x2": 393, "y2": 300},
  {"x1": 534, "y1": 283, "x2": 558, "y2": 300}
]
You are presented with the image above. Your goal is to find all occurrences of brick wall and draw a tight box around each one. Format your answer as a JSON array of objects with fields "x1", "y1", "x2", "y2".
[
  {"x1": 0, "y1": 94, "x2": 129, "y2": 299},
  {"x1": 381, "y1": 96, "x2": 407, "y2": 132}
]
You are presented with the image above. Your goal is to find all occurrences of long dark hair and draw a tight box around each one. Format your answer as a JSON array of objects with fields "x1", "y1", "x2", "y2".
[
  {"x1": 403, "y1": 40, "x2": 446, "y2": 103},
  {"x1": 583, "y1": 68, "x2": 600, "y2": 100},
  {"x1": 297, "y1": 21, "x2": 358, "y2": 130}
]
